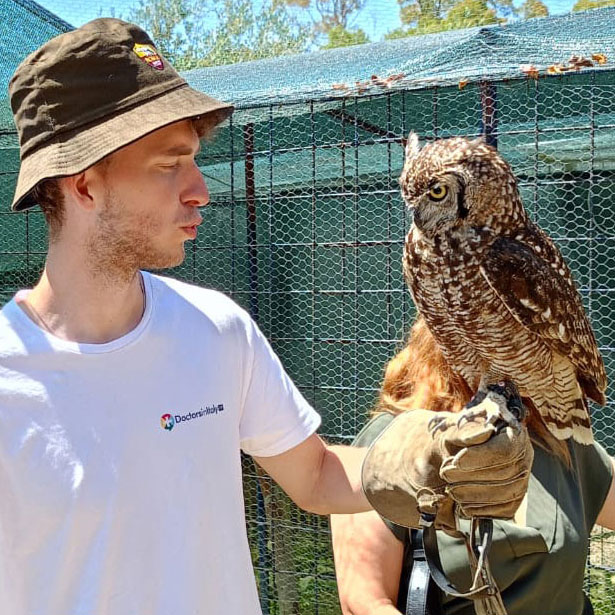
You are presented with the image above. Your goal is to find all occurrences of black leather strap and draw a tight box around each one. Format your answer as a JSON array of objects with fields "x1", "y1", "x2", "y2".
[
  {"x1": 406, "y1": 530, "x2": 430, "y2": 615},
  {"x1": 405, "y1": 529, "x2": 443, "y2": 615}
]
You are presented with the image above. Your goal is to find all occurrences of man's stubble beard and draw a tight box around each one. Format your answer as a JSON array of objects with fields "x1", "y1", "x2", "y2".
[{"x1": 85, "y1": 187, "x2": 185, "y2": 284}]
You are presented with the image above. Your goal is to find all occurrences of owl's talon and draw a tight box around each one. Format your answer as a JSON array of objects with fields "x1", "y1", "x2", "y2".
[
  {"x1": 460, "y1": 381, "x2": 522, "y2": 432},
  {"x1": 456, "y1": 412, "x2": 471, "y2": 428},
  {"x1": 428, "y1": 413, "x2": 452, "y2": 436}
]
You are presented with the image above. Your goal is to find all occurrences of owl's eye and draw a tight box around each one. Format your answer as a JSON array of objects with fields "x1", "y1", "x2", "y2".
[{"x1": 428, "y1": 184, "x2": 448, "y2": 201}]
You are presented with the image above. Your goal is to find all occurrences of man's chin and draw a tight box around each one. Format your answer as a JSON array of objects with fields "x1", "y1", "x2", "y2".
[{"x1": 141, "y1": 248, "x2": 185, "y2": 271}]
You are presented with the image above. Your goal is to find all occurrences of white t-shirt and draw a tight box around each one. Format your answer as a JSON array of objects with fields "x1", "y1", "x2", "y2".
[{"x1": 0, "y1": 272, "x2": 321, "y2": 615}]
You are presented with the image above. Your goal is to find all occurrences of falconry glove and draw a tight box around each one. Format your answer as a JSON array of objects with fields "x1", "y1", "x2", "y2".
[{"x1": 361, "y1": 389, "x2": 534, "y2": 532}]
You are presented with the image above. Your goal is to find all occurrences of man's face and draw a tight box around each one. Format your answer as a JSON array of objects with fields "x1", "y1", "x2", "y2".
[{"x1": 86, "y1": 120, "x2": 208, "y2": 277}]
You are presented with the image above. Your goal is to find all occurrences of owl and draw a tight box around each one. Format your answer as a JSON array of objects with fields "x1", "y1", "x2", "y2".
[{"x1": 400, "y1": 133, "x2": 606, "y2": 444}]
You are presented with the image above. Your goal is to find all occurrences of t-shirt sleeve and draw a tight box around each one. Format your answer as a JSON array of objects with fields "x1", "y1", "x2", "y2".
[
  {"x1": 238, "y1": 316, "x2": 321, "y2": 457},
  {"x1": 573, "y1": 439, "x2": 614, "y2": 532}
]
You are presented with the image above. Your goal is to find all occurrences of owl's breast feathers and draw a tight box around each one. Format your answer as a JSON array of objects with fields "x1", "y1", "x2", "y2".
[{"x1": 403, "y1": 223, "x2": 606, "y2": 406}]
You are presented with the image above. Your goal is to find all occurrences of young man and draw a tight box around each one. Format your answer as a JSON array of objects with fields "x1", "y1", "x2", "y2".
[
  {"x1": 4, "y1": 18, "x2": 372, "y2": 615},
  {"x1": 4, "y1": 17, "x2": 532, "y2": 615}
]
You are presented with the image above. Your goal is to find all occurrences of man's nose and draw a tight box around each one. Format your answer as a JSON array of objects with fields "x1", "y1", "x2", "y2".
[{"x1": 183, "y1": 162, "x2": 209, "y2": 207}]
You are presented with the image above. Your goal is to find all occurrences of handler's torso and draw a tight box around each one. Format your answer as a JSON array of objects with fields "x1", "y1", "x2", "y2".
[{"x1": 356, "y1": 412, "x2": 613, "y2": 615}]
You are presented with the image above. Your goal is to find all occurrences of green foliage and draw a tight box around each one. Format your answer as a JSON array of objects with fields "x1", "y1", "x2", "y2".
[
  {"x1": 520, "y1": 0, "x2": 549, "y2": 18},
  {"x1": 572, "y1": 0, "x2": 615, "y2": 11},
  {"x1": 128, "y1": 0, "x2": 312, "y2": 70},
  {"x1": 445, "y1": 0, "x2": 501, "y2": 28},
  {"x1": 282, "y1": 0, "x2": 366, "y2": 31},
  {"x1": 586, "y1": 566, "x2": 615, "y2": 615},
  {"x1": 321, "y1": 24, "x2": 370, "y2": 48},
  {"x1": 280, "y1": 0, "x2": 370, "y2": 49},
  {"x1": 388, "y1": 0, "x2": 515, "y2": 37},
  {"x1": 128, "y1": 0, "x2": 197, "y2": 66}
]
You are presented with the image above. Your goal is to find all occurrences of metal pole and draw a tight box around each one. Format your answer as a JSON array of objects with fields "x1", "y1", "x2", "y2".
[{"x1": 244, "y1": 122, "x2": 268, "y2": 611}]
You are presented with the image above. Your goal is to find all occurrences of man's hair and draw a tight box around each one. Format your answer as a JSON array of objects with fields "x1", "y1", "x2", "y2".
[
  {"x1": 29, "y1": 116, "x2": 219, "y2": 240},
  {"x1": 30, "y1": 179, "x2": 64, "y2": 240}
]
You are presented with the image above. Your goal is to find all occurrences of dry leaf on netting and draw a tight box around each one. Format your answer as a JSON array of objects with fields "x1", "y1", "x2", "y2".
[
  {"x1": 547, "y1": 64, "x2": 569, "y2": 74},
  {"x1": 520, "y1": 64, "x2": 540, "y2": 79},
  {"x1": 569, "y1": 55, "x2": 594, "y2": 69}
]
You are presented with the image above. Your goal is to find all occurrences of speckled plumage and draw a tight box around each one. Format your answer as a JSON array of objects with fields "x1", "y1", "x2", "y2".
[{"x1": 400, "y1": 134, "x2": 606, "y2": 444}]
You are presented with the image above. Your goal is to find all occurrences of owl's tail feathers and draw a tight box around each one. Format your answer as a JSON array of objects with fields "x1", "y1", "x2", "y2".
[{"x1": 578, "y1": 372, "x2": 607, "y2": 407}]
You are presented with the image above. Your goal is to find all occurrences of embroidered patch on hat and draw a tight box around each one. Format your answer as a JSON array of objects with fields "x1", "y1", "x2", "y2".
[{"x1": 133, "y1": 43, "x2": 164, "y2": 70}]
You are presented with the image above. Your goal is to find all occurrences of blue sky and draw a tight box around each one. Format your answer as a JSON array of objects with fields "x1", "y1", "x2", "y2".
[{"x1": 39, "y1": 0, "x2": 578, "y2": 41}]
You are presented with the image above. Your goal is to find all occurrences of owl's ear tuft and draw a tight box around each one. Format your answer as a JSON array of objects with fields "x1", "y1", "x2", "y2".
[
  {"x1": 405, "y1": 132, "x2": 421, "y2": 159},
  {"x1": 471, "y1": 134, "x2": 487, "y2": 146}
]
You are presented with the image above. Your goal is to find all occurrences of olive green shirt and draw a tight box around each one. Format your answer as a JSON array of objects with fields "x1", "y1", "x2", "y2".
[{"x1": 354, "y1": 413, "x2": 613, "y2": 615}]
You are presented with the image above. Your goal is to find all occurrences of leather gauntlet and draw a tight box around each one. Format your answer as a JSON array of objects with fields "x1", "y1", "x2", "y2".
[{"x1": 361, "y1": 401, "x2": 533, "y2": 530}]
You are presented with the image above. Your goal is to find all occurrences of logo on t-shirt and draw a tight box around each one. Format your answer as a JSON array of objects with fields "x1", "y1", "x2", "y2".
[
  {"x1": 160, "y1": 413, "x2": 175, "y2": 431},
  {"x1": 160, "y1": 405, "x2": 224, "y2": 432}
]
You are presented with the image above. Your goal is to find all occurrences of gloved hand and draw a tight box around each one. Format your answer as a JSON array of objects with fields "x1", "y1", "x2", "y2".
[{"x1": 361, "y1": 390, "x2": 534, "y2": 531}]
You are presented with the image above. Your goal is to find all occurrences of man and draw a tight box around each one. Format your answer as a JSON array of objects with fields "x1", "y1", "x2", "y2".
[
  {"x1": 3, "y1": 17, "x2": 531, "y2": 615},
  {"x1": 4, "y1": 17, "x2": 375, "y2": 615}
]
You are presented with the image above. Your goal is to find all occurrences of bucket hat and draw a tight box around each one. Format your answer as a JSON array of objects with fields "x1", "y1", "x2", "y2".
[{"x1": 9, "y1": 18, "x2": 233, "y2": 211}]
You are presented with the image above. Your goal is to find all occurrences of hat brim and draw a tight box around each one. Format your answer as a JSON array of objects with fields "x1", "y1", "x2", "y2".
[{"x1": 11, "y1": 84, "x2": 233, "y2": 211}]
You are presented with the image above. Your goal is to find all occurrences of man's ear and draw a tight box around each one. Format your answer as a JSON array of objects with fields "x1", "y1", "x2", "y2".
[{"x1": 61, "y1": 168, "x2": 100, "y2": 212}]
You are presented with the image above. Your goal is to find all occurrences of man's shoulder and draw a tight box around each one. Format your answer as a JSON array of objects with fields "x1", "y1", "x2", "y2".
[
  {"x1": 148, "y1": 273, "x2": 253, "y2": 332},
  {"x1": 0, "y1": 300, "x2": 32, "y2": 354}
]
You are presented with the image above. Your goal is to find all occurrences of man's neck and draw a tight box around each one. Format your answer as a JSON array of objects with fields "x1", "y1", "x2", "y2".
[{"x1": 17, "y1": 245, "x2": 146, "y2": 344}]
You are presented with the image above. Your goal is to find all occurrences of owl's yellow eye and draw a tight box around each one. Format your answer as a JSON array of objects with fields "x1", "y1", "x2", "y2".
[{"x1": 429, "y1": 184, "x2": 448, "y2": 200}]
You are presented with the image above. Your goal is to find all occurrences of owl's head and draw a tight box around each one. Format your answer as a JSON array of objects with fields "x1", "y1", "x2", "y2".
[{"x1": 399, "y1": 133, "x2": 525, "y2": 238}]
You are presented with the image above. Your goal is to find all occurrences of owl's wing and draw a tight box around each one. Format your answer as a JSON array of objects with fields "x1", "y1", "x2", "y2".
[{"x1": 479, "y1": 236, "x2": 606, "y2": 405}]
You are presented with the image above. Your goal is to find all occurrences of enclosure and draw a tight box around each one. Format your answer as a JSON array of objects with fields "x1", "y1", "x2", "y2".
[{"x1": 2, "y1": 2, "x2": 615, "y2": 613}]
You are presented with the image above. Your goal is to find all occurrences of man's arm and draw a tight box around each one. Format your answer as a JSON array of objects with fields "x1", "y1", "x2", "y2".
[{"x1": 253, "y1": 433, "x2": 370, "y2": 515}]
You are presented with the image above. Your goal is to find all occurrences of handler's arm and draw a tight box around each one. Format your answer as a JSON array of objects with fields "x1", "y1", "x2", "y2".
[
  {"x1": 596, "y1": 458, "x2": 615, "y2": 530},
  {"x1": 331, "y1": 510, "x2": 404, "y2": 615},
  {"x1": 253, "y1": 433, "x2": 370, "y2": 515}
]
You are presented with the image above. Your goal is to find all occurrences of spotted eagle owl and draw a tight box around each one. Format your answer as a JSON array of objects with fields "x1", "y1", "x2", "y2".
[{"x1": 400, "y1": 133, "x2": 606, "y2": 444}]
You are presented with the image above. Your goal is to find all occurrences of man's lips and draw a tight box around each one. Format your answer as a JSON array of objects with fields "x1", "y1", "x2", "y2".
[{"x1": 180, "y1": 220, "x2": 201, "y2": 239}]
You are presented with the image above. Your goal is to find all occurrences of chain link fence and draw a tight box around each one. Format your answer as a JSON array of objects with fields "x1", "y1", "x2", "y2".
[{"x1": 1, "y1": 3, "x2": 615, "y2": 613}]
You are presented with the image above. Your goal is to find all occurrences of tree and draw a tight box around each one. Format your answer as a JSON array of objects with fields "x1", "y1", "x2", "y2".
[
  {"x1": 281, "y1": 0, "x2": 370, "y2": 48},
  {"x1": 284, "y1": 0, "x2": 366, "y2": 31},
  {"x1": 444, "y1": 0, "x2": 500, "y2": 28},
  {"x1": 188, "y1": 0, "x2": 312, "y2": 68},
  {"x1": 521, "y1": 0, "x2": 549, "y2": 18},
  {"x1": 128, "y1": 0, "x2": 197, "y2": 67},
  {"x1": 572, "y1": 0, "x2": 615, "y2": 10},
  {"x1": 321, "y1": 24, "x2": 369, "y2": 48},
  {"x1": 128, "y1": 0, "x2": 312, "y2": 70},
  {"x1": 386, "y1": 0, "x2": 515, "y2": 38}
]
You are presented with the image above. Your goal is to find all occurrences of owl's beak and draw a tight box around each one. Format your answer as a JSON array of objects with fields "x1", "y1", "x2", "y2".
[{"x1": 410, "y1": 207, "x2": 424, "y2": 229}]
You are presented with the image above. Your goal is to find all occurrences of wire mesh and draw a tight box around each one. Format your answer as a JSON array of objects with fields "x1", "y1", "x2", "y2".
[
  {"x1": 2, "y1": 4, "x2": 615, "y2": 614},
  {"x1": 204, "y1": 75, "x2": 615, "y2": 614}
]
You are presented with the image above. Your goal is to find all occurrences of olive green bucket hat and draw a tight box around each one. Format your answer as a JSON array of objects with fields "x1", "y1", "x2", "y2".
[{"x1": 9, "y1": 18, "x2": 233, "y2": 211}]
